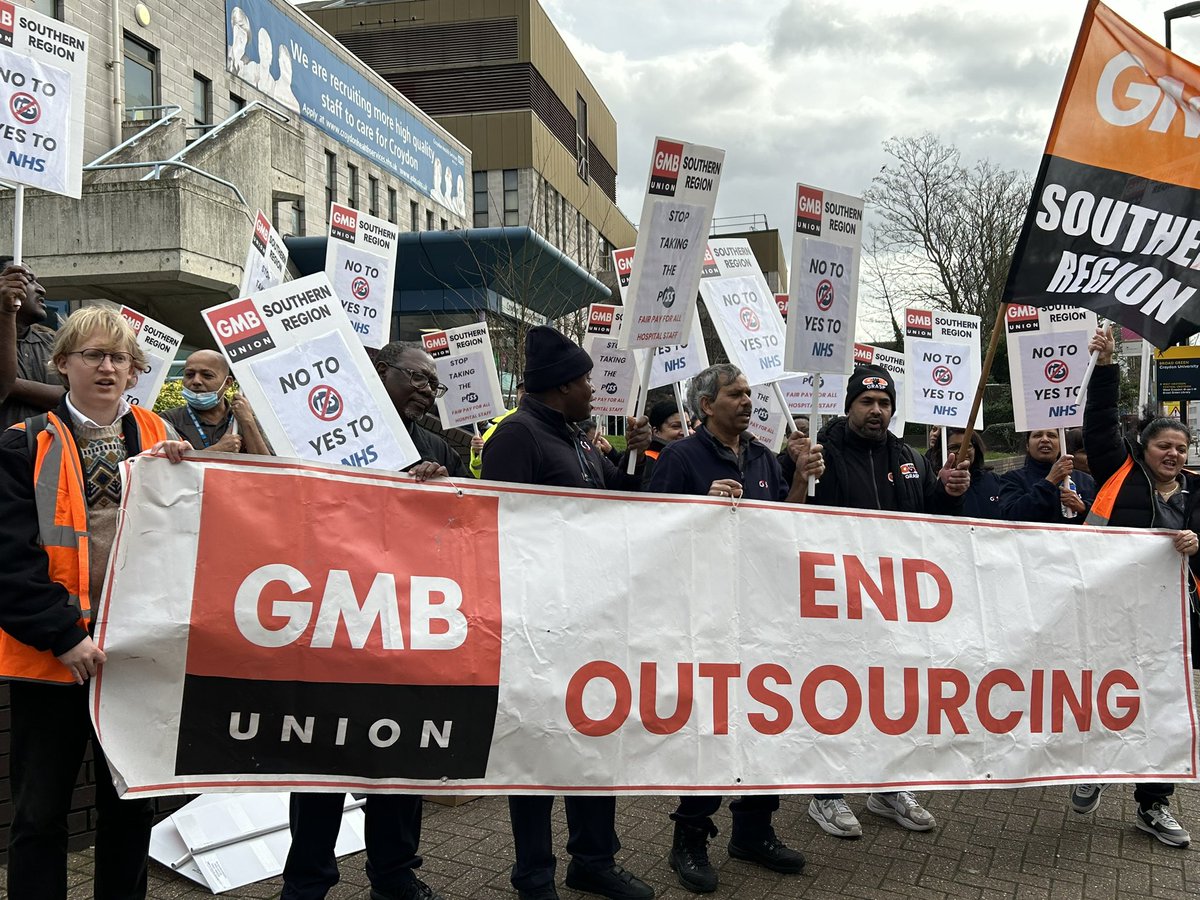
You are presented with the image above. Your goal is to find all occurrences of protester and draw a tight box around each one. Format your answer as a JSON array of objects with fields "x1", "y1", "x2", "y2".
[
  {"x1": 580, "y1": 417, "x2": 621, "y2": 465},
  {"x1": 1065, "y1": 426, "x2": 1089, "y2": 475},
  {"x1": 0, "y1": 306, "x2": 188, "y2": 899},
  {"x1": 469, "y1": 379, "x2": 524, "y2": 477},
  {"x1": 0, "y1": 261, "x2": 64, "y2": 430},
  {"x1": 641, "y1": 399, "x2": 686, "y2": 487},
  {"x1": 160, "y1": 349, "x2": 271, "y2": 454},
  {"x1": 482, "y1": 325, "x2": 653, "y2": 900},
  {"x1": 927, "y1": 428, "x2": 1004, "y2": 519},
  {"x1": 648, "y1": 363, "x2": 820, "y2": 893},
  {"x1": 998, "y1": 429, "x2": 1095, "y2": 524},
  {"x1": 806, "y1": 364, "x2": 969, "y2": 839},
  {"x1": 282, "y1": 341, "x2": 464, "y2": 900},
  {"x1": 1067, "y1": 326, "x2": 1198, "y2": 848}
]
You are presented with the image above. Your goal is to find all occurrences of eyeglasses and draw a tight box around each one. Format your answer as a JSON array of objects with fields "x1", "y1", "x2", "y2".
[
  {"x1": 387, "y1": 364, "x2": 448, "y2": 397},
  {"x1": 69, "y1": 348, "x2": 133, "y2": 370}
]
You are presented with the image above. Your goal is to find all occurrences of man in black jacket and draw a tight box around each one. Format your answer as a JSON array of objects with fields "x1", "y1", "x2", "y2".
[
  {"x1": 806, "y1": 364, "x2": 969, "y2": 840},
  {"x1": 482, "y1": 325, "x2": 653, "y2": 900}
]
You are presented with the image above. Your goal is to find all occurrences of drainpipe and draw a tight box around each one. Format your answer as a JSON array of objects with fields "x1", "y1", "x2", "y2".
[{"x1": 109, "y1": 0, "x2": 123, "y2": 146}]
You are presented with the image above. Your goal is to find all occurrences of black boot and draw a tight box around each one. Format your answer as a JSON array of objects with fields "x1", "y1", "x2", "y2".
[{"x1": 669, "y1": 821, "x2": 718, "y2": 893}]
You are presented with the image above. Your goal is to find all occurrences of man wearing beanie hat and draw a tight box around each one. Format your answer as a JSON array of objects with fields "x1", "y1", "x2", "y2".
[
  {"x1": 804, "y1": 363, "x2": 970, "y2": 841},
  {"x1": 482, "y1": 324, "x2": 654, "y2": 900}
]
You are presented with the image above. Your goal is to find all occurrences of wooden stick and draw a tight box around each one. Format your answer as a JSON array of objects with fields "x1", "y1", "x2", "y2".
[{"x1": 957, "y1": 302, "x2": 1007, "y2": 466}]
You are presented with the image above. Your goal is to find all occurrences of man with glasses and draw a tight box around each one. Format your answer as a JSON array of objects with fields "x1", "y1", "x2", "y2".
[
  {"x1": 281, "y1": 340, "x2": 462, "y2": 900},
  {"x1": 0, "y1": 260, "x2": 65, "y2": 430}
]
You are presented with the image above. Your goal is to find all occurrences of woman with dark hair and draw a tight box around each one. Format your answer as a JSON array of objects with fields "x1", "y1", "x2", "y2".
[
  {"x1": 925, "y1": 428, "x2": 1004, "y2": 519},
  {"x1": 1067, "y1": 326, "x2": 1200, "y2": 849},
  {"x1": 998, "y1": 429, "x2": 1096, "y2": 524}
]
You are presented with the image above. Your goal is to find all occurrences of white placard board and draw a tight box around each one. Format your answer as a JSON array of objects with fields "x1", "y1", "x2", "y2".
[
  {"x1": 1005, "y1": 304, "x2": 1097, "y2": 432},
  {"x1": 699, "y1": 239, "x2": 789, "y2": 385},
  {"x1": 118, "y1": 306, "x2": 182, "y2": 410},
  {"x1": 421, "y1": 321, "x2": 505, "y2": 428},
  {"x1": 778, "y1": 373, "x2": 844, "y2": 418},
  {"x1": 324, "y1": 203, "x2": 399, "y2": 349},
  {"x1": 618, "y1": 137, "x2": 724, "y2": 349},
  {"x1": 202, "y1": 273, "x2": 418, "y2": 471},
  {"x1": 746, "y1": 383, "x2": 786, "y2": 452},
  {"x1": 241, "y1": 210, "x2": 289, "y2": 296},
  {"x1": 582, "y1": 303, "x2": 639, "y2": 418},
  {"x1": 784, "y1": 183, "x2": 863, "y2": 375},
  {"x1": 904, "y1": 307, "x2": 983, "y2": 429}
]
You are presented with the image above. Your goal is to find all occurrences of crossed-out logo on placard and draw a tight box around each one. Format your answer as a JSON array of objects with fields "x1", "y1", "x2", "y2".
[
  {"x1": 1006, "y1": 304, "x2": 1039, "y2": 334},
  {"x1": 252, "y1": 212, "x2": 271, "y2": 254},
  {"x1": 1045, "y1": 359, "x2": 1070, "y2": 384},
  {"x1": 700, "y1": 245, "x2": 720, "y2": 278},
  {"x1": 905, "y1": 309, "x2": 933, "y2": 339},
  {"x1": 795, "y1": 185, "x2": 823, "y2": 237},
  {"x1": 176, "y1": 469, "x2": 504, "y2": 779},
  {"x1": 208, "y1": 299, "x2": 275, "y2": 362},
  {"x1": 588, "y1": 305, "x2": 617, "y2": 334},
  {"x1": 0, "y1": 2, "x2": 14, "y2": 48},
  {"x1": 421, "y1": 331, "x2": 451, "y2": 359},
  {"x1": 330, "y1": 204, "x2": 358, "y2": 243},
  {"x1": 649, "y1": 139, "x2": 684, "y2": 196},
  {"x1": 815, "y1": 279, "x2": 834, "y2": 311}
]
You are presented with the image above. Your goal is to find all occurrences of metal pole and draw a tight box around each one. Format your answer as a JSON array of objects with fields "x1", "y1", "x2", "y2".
[{"x1": 12, "y1": 184, "x2": 23, "y2": 266}]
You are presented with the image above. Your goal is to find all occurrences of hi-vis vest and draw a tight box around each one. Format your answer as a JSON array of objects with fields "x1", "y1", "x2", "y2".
[{"x1": 0, "y1": 407, "x2": 168, "y2": 683}]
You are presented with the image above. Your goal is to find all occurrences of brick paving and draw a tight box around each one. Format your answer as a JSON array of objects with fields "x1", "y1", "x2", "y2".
[{"x1": 36, "y1": 779, "x2": 1200, "y2": 899}]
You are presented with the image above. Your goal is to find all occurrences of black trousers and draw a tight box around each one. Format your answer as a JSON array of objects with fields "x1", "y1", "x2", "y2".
[
  {"x1": 508, "y1": 795, "x2": 619, "y2": 892},
  {"x1": 671, "y1": 794, "x2": 779, "y2": 840},
  {"x1": 1134, "y1": 783, "x2": 1173, "y2": 807},
  {"x1": 282, "y1": 792, "x2": 424, "y2": 899},
  {"x1": 7, "y1": 679, "x2": 153, "y2": 900}
]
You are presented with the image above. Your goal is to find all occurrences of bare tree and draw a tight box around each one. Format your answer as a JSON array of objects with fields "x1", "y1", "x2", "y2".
[{"x1": 863, "y1": 133, "x2": 1031, "y2": 344}]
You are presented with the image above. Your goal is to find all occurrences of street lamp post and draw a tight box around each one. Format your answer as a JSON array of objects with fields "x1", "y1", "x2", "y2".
[{"x1": 1165, "y1": 2, "x2": 1200, "y2": 48}]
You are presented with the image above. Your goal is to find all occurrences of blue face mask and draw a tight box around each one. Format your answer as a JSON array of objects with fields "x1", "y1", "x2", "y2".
[{"x1": 183, "y1": 387, "x2": 224, "y2": 411}]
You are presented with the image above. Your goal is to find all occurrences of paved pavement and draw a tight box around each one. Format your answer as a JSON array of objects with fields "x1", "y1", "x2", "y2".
[{"x1": 40, "y1": 778, "x2": 1200, "y2": 899}]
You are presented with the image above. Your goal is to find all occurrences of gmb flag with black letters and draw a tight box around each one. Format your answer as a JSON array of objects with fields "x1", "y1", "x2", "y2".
[{"x1": 1005, "y1": 0, "x2": 1200, "y2": 348}]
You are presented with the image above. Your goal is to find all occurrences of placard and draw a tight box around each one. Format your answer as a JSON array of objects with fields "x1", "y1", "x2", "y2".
[
  {"x1": 778, "y1": 373, "x2": 845, "y2": 419},
  {"x1": 581, "y1": 303, "x2": 639, "y2": 418},
  {"x1": 1005, "y1": 304, "x2": 1097, "y2": 431},
  {"x1": 904, "y1": 308, "x2": 983, "y2": 429},
  {"x1": 241, "y1": 210, "x2": 289, "y2": 296},
  {"x1": 699, "y1": 239, "x2": 789, "y2": 385},
  {"x1": 325, "y1": 202, "x2": 399, "y2": 349},
  {"x1": 746, "y1": 383, "x2": 785, "y2": 451},
  {"x1": 119, "y1": 306, "x2": 182, "y2": 410},
  {"x1": 421, "y1": 322, "x2": 505, "y2": 428}
]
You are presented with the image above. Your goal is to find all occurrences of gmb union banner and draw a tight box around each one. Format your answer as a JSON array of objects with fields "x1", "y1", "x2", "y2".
[
  {"x1": 1005, "y1": 0, "x2": 1200, "y2": 348},
  {"x1": 93, "y1": 455, "x2": 1197, "y2": 797}
]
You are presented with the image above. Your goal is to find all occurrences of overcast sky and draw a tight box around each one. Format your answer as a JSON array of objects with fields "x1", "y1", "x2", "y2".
[{"x1": 543, "y1": 0, "x2": 1199, "y2": 242}]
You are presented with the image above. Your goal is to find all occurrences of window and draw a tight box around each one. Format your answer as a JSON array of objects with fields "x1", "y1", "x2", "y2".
[
  {"x1": 426, "y1": 209, "x2": 434, "y2": 231},
  {"x1": 32, "y1": 0, "x2": 60, "y2": 19},
  {"x1": 192, "y1": 74, "x2": 212, "y2": 132},
  {"x1": 473, "y1": 171, "x2": 489, "y2": 228},
  {"x1": 388, "y1": 187, "x2": 398, "y2": 224},
  {"x1": 503, "y1": 169, "x2": 519, "y2": 226},
  {"x1": 410, "y1": 200, "x2": 419, "y2": 231},
  {"x1": 273, "y1": 195, "x2": 305, "y2": 236},
  {"x1": 599, "y1": 237, "x2": 612, "y2": 270},
  {"x1": 585, "y1": 221, "x2": 592, "y2": 266},
  {"x1": 575, "y1": 93, "x2": 589, "y2": 182},
  {"x1": 542, "y1": 181, "x2": 552, "y2": 240},
  {"x1": 347, "y1": 164, "x2": 359, "y2": 210},
  {"x1": 123, "y1": 35, "x2": 159, "y2": 121},
  {"x1": 368, "y1": 175, "x2": 380, "y2": 217},
  {"x1": 553, "y1": 188, "x2": 561, "y2": 246},
  {"x1": 230, "y1": 93, "x2": 247, "y2": 114},
  {"x1": 324, "y1": 151, "x2": 337, "y2": 212},
  {"x1": 441, "y1": 217, "x2": 447, "y2": 231},
  {"x1": 575, "y1": 211, "x2": 582, "y2": 258}
]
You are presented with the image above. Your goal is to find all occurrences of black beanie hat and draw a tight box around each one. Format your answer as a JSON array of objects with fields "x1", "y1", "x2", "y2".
[
  {"x1": 523, "y1": 325, "x2": 593, "y2": 392},
  {"x1": 649, "y1": 400, "x2": 679, "y2": 429},
  {"x1": 844, "y1": 365, "x2": 897, "y2": 412}
]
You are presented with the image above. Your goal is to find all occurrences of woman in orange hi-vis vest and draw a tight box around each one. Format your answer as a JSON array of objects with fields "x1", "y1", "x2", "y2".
[
  {"x1": 1068, "y1": 325, "x2": 1200, "y2": 850},
  {"x1": 0, "y1": 300, "x2": 190, "y2": 900}
]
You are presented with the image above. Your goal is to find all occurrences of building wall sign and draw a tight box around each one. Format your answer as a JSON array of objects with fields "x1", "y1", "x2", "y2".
[{"x1": 226, "y1": 0, "x2": 466, "y2": 214}]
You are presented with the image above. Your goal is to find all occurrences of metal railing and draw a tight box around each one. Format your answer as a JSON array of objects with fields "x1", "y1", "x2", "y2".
[
  {"x1": 710, "y1": 213, "x2": 770, "y2": 235},
  {"x1": 86, "y1": 105, "x2": 182, "y2": 167},
  {"x1": 81, "y1": 160, "x2": 250, "y2": 212},
  {"x1": 141, "y1": 100, "x2": 289, "y2": 180}
]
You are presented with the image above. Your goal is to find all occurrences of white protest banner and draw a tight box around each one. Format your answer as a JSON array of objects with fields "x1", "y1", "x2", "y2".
[
  {"x1": 853, "y1": 343, "x2": 908, "y2": 438},
  {"x1": 118, "y1": 307, "x2": 182, "y2": 410},
  {"x1": 324, "y1": 203, "x2": 399, "y2": 349},
  {"x1": 1005, "y1": 304, "x2": 1097, "y2": 432},
  {"x1": 241, "y1": 210, "x2": 289, "y2": 297},
  {"x1": 96, "y1": 454, "x2": 1197, "y2": 796},
  {"x1": 746, "y1": 383, "x2": 786, "y2": 451},
  {"x1": 784, "y1": 183, "x2": 863, "y2": 375},
  {"x1": 0, "y1": 6, "x2": 87, "y2": 198},
  {"x1": 420, "y1": 322, "x2": 505, "y2": 429},
  {"x1": 699, "y1": 240, "x2": 789, "y2": 385},
  {"x1": 581, "y1": 303, "x2": 640, "y2": 418},
  {"x1": 202, "y1": 274, "x2": 417, "y2": 471},
  {"x1": 905, "y1": 308, "x2": 983, "y2": 429},
  {"x1": 618, "y1": 137, "x2": 724, "y2": 349},
  {"x1": 611, "y1": 247, "x2": 708, "y2": 388},
  {"x1": 778, "y1": 373, "x2": 844, "y2": 419}
]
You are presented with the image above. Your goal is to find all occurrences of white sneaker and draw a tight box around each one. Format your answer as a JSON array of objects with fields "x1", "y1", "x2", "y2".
[
  {"x1": 807, "y1": 797, "x2": 862, "y2": 838},
  {"x1": 866, "y1": 791, "x2": 936, "y2": 831}
]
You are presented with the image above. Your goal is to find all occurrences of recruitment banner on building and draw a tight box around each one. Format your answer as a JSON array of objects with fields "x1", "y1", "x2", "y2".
[
  {"x1": 421, "y1": 322, "x2": 505, "y2": 429},
  {"x1": 699, "y1": 240, "x2": 789, "y2": 385},
  {"x1": 201, "y1": 274, "x2": 417, "y2": 471},
  {"x1": 1005, "y1": 304, "x2": 1097, "y2": 432},
  {"x1": 1004, "y1": 0, "x2": 1200, "y2": 348},
  {"x1": 853, "y1": 343, "x2": 907, "y2": 437},
  {"x1": 94, "y1": 455, "x2": 1197, "y2": 797},
  {"x1": 241, "y1": 210, "x2": 290, "y2": 297},
  {"x1": 784, "y1": 183, "x2": 864, "y2": 376},
  {"x1": 905, "y1": 308, "x2": 983, "y2": 429},
  {"x1": 618, "y1": 137, "x2": 724, "y2": 349},
  {"x1": 0, "y1": 5, "x2": 88, "y2": 197},
  {"x1": 324, "y1": 203, "x2": 399, "y2": 349},
  {"x1": 581, "y1": 304, "x2": 640, "y2": 418},
  {"x1": 119, "y1": 307, "x2": 183, "y2": 410}
]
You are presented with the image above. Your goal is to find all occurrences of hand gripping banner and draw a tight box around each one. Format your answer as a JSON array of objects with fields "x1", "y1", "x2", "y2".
[{"x1": 93, "y1": 456, "x2": 1198, "y2": 797}]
